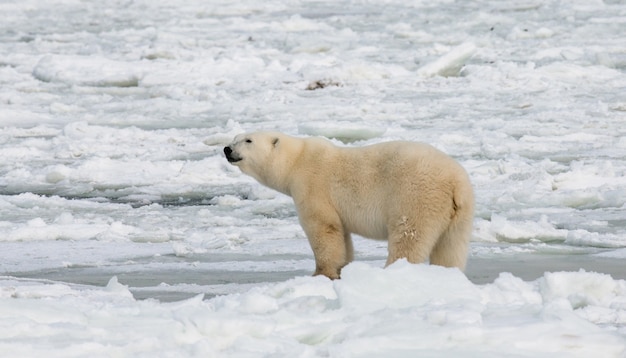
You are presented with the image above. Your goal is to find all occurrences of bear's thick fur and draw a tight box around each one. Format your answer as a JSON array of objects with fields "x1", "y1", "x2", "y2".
[{"x1": 224, "y1": 132, "x2": 474, "y2": 279}]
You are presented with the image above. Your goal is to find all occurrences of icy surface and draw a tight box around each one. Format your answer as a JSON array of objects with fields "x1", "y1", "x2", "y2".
[
  {"x1": 1, "y1": 262, "x2": 626, "y2": 357},
  {"x1": 1, "y1": 0, "x2": 626, "y2": 356}
]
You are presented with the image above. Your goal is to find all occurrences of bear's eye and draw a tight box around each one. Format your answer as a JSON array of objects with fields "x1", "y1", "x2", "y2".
[{"x1": 245, "y1": 139, "x2": 252, "y2": 143}]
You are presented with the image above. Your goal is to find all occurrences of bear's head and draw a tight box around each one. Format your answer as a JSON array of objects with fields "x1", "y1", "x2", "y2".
[{"x1": 224, "y1": 132, "x2": 296, "y2": 193}]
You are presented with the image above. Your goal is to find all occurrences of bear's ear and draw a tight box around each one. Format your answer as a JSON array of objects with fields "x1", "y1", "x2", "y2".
[{"x1": 272, "y1": 137, "x2": 279, "y2": 147}]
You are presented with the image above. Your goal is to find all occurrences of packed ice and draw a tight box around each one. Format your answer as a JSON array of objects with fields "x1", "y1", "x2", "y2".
[{"x1": 1, "y1": 0, "x2": 625, "y2": 356}]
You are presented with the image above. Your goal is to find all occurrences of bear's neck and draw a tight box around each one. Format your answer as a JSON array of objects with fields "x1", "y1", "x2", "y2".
[{"x1": 264, "y1": 138, "x2": 309, "y2": 197}]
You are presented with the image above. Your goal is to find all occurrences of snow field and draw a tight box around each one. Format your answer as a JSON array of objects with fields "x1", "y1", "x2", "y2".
[{"x1": 1, "y1": 261, "x2": 625, "y2": 357}]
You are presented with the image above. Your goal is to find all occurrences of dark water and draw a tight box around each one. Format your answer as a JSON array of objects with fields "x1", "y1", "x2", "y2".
[{"x1": 7, "y1": 252, "x2": 625, "y2": 302}]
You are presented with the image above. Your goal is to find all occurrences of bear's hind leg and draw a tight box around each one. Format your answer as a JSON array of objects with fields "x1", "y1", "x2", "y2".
[
  {"x1": 385, "y1": 215, "x2": 444, "y2": 267},
  {"x1": 429, "y1": 172, "x2": 474, "y2": 270},
  {"x1": 429, "y1": 214, "x2": 472, "y2": 270}
]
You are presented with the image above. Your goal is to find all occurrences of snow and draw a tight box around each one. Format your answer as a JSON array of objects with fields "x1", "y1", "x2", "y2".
[
  {"x1": 1, "y1": 262, "x2": 625, "y2": 357},
  {"x1": 1, "y1": 0, "x2": 626, "y2": 356}
]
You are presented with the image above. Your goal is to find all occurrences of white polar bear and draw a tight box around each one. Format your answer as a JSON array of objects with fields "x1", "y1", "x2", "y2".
[{"x1": 224, "y1": 132, "x2": 474, "y2": 279}]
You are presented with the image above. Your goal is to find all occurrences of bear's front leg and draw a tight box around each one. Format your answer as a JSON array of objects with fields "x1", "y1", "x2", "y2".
[{"x1": 297, "y1": 208, "x2": 349, "y2": 280}]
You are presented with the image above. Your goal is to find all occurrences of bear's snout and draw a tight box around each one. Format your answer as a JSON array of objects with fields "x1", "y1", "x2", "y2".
[{"x1": 224, "y1": 146, "x2": 241, "y2": 163}]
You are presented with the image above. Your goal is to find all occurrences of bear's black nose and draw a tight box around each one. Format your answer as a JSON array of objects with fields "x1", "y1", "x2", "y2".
[{"x1": 224, "y1": 146, "x2": 241, "y2": 163}]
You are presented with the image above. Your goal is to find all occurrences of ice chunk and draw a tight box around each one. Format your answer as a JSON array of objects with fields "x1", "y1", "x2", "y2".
[
  {"x1": 298, "y1": 122, "x2": 386, "y2": 142},
  {"x1": 33, "y1": 55, "x2": 143, "y2": 87},
  {"x1": 105, "y1": 276, "x2": 134, "y2": 299},
  {"x1": 417, "y1": 42, "x2": 476, "y2": 77}
]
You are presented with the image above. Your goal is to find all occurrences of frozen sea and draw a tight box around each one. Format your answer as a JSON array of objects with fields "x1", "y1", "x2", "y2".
[{"x1": 1, "y1": 0, "x2": 626, "y2": 356}]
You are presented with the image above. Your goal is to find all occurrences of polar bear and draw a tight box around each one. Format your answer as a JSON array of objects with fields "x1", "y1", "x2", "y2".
[{"x1": 224, "y1": 132, "x2": 474, "y2": 279}]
